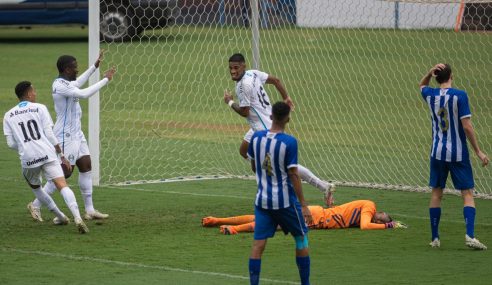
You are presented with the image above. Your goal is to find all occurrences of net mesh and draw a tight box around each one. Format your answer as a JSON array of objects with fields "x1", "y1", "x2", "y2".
[{"x1": 97, "y1": 0, "x2": 492, "y2": 197}]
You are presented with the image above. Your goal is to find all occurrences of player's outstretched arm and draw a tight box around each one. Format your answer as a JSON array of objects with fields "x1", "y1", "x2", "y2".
[
  {"x1": 74, "y1": 50, "x2": 107, "y2": 87},
  {"x1": 266, "y1": 75, "x2": 294, "y2": 110}
]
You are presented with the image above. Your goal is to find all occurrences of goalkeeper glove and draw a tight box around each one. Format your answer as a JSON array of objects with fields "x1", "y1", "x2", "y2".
[{"x1": 385, "y1": 221, "x2": 408, "y2": 229}]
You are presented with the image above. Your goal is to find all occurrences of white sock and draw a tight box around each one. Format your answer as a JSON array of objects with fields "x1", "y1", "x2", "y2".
[
  {"x1": 79, "y1": 171, "x2": 95, "y2": 213},
  {"x1": 60, "y1": 187, "x2": 81, "y2": 220},
  {"x1": 297, "y1": 164, "x2": 329, "y2": 192},
  {"x1": 32, "y1": 180, "x2": 57, "y2": 208},
  {"x1": 31, "y1": 187, "x2": 65, "y2": 219}
]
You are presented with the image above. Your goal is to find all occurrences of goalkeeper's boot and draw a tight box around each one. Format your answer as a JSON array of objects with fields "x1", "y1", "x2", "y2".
[
  {"x1": 27, "y1": 202, "x2": 43, "y2": 222},
  {"x1": 220, "y1": 225, "x2": 238, "y2": 235},
  {"x1": 75, "y1": 217, "x2": 89, "y2": 234},
  {"x1": 53, "y1": 215, "x2": 70, "y2": 225},
  {"x1": 429, "y1": 238, "x2": 440, "y2": 248},
  {"x1": 201, "y1": 217, "x2": 218, "y2": 227},
  {"x1": 84, "y1": 210, "x2": 109, "y2": 220},
  {"x1": 465, "y1": 235, "x2": 487, "y2": 250}
]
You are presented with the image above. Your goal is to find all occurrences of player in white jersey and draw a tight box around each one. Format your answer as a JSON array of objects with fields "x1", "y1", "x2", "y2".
[
  {"x1": 420, "y1": 63, "x2": 488, "y2": 250},
  {"x1": 29, "y1": 51, "x2": 116, "y2": 221},
  {"x1": 224, "y1": 53, "x2": 335, "y2": 206},
  {"x1": 4, "y1": 81, "x2": 88, "y2": 233}
]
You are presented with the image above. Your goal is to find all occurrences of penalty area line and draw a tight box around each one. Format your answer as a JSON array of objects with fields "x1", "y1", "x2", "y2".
[{"x1": 3, "y1": 247, "x2": 297, "y2": 285}]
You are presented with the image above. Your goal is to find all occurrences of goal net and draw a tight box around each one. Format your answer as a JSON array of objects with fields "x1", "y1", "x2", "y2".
[{"x1": 91, "y1": 0, "x2": 492, "y2": 197}]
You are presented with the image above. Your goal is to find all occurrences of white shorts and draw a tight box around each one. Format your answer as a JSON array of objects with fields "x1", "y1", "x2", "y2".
[
  {"x1": 62, "y1": 140, "x2": 90, "y2": 165},
  {"x1": 243, "y1": 129, "x2": 255, "y2": 143},
  {"x1": 22, "y1": 160, "x2": 64, "y2": 185}
]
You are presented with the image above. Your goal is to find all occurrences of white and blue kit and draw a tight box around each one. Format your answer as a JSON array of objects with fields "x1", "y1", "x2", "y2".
[
  {"x1": 247, "y1": 130, "x2": 308, "y2": 240},
  {"x1": 52, "y1": 65, "x2": 108, "y2": 164},
  {"x1": 235, "y1": 70, "x2": 272, "y2": 142},
  {"x1": 421, "y1": 87, "x2": 474, "y2": 190}
]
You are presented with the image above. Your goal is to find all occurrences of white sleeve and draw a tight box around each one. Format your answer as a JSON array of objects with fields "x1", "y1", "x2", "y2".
[
  {"x1": 61, "y1": 78, "x2": 109, "y2": 99},
  {"x1": 44, "y1": 125, "x2": 59, "y2": 146},
  {"x1": 256, "y1": 70, "x2": 269, "y2": 85},
  {"x1": 73, "y1": 65, "x2": 97, "y2": 88},
  {"x1": 39, "y1": 105, "x2": 58, "y2": 146},
  {"x1": 6, "y1": 135, "x2": 18, "y2": 150}
]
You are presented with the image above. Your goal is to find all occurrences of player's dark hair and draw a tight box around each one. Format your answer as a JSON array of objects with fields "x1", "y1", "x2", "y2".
[
  {"x1": 15, "y1": 81, "x2": 32, "y2": 99},
  {"x1": 57, "y1": 55, "x2": 77, "y2": 73},
  {"x1": 272, "y1": 101, "x2": 291, "y2": 122},
  {"x1": 229, "y1": 53, "x2": 245, "y2": 63},
  {"x1": 435, "y1": 63, "x2": 452, "y2": 84}
]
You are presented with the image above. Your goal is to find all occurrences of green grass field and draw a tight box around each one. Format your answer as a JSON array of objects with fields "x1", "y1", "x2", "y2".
[{"x1": 0, "y1": 26, "x2": 491, "y2": 284}]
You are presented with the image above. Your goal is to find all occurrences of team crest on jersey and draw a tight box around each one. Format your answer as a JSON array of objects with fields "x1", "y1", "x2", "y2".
[
  {"x1": 74, "y1": 98, "x2": 79, "y2": 102},
  {"x1": 68, "y1": 154, "x2": 75, "y2": 163}
]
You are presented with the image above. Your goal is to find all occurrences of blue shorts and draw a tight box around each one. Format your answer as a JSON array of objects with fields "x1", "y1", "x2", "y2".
[
  {"x1": 429, "y1": 158, "x2": 474, "y2": 190},
  {"x1": 253, "y1": 202, "x2": 308, "y2": 240}
]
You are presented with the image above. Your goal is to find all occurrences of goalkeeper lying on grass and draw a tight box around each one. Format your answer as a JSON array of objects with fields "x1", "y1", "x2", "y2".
[{"x1": 202, "y1": 200, "x2": 407, "y2": 235}]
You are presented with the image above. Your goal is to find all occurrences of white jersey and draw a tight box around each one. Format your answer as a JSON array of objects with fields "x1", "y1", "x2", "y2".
[
  {"x1": 235, "y1": 70, "x2": 272, "y2": 131},
  {"x1": 3, "y1": 101, "x2": 57, "y2": 168},
  {"x1": 52, "y1": 65, "x2": 108, "y2": 148}
]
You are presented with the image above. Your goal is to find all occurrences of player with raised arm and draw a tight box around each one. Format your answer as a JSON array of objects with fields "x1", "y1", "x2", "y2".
[
  {"x1": 202, "y1": 200, "x2": 407, "y2": 235},
  {"x1": 28, "y1": 51, "x2": 116, "y2": 221},
  {"x1": 247, "y1": 101, "x2": 312, "y2": 285},
  {"x1": 419, "y1": 63, "x2": 488, "y2": 250},
  {"x1": 224, "y1": 53, "x2": 334, "y2": 206},
  {"x1": 4, "y1": 81, "x2": 88, "y2": 233}
]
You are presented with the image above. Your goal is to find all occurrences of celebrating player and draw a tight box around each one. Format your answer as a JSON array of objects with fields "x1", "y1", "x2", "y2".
[
  {"x1": 28, "y1": 51, "x2": 116, "y2": 221},
  {"x1": 202, "y1": 200, "x2": 407, "y2": 235},
  {"x1": 224, "y1": 53, "x2": 334, "y2": 205},
  {"x1": 419, "y1": 63, "x2": 488, "y2": 250},
  {"x1": 246, "y1": 101, "x2": 312, "y2": 285},
  {"x1": 4, "y1": 81, "x2": 88, "y2": 233}
]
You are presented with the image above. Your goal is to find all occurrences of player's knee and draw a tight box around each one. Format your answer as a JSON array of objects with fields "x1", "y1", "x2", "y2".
[{"x1": 294, "y1": 235, "x2": 309, "y2": 250}]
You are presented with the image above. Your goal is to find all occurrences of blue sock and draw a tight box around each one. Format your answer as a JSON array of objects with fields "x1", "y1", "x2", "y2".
[
  {"x1": 463, "y1": 206, "x2": 476, "y2": 238},
  {"x1": 429, "y1": 207, "x2": 441, "y2": 240},
  {"x1": 249, "y1": 258, "x2": 261, "y2": 285},
  {"x1": 296, "y1": 256, "x2": 310, "y2": 285}
]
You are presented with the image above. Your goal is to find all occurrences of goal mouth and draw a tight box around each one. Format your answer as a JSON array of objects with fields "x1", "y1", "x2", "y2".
[{"x1": 88, "y1": 0, "x2": 492, "y2": 198}]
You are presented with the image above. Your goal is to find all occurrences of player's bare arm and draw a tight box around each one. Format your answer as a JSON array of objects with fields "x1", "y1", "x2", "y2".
[
  {"x1": 104, "y1": 66, "x2": 117, "y2": 81},
  {"x1": 95, "y1": 49, "x2": 105, "y2": 68},
  {"x1": 419, "y1": 63, "x2": 446, "y2": 90},
  {"x1": 266, "y1": 75, "x2": 294, "y2": 110},
  {"x1": 288, "y1": 167, "x2": 313, "y2": 225},
  {"x1": 462, "y1": 117, "x2": 489, "y2": 167},
  {"x1": 224, "y1": 89, "x2": 249, "y2": 117}
]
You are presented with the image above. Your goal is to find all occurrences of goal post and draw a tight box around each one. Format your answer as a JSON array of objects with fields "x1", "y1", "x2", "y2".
[
  {"x1": 88, "y1": 0, "x2": 100, "y2": 186},
  {"x1": 89, "y1": 0, "x2": 492, "y2": 197}
]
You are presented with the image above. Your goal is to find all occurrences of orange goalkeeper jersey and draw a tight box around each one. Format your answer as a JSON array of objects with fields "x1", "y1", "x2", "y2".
[{"x1": 308, "y1": 200, "x2": 386, "y2": 230}]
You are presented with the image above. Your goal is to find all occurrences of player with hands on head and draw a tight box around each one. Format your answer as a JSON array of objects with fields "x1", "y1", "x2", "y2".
[
  {"x1": 247, "y1": 101, "x2": 312, "y2": 285},
  {"x1": 4, "y1": 81, "x2": 88, "y2": 233},
  {"x1": 224, "y1": 53, "x2": 334, "y2": 206},
  {"x1": 28, "y1": 50, "x2": 116, "y2": 222},
  {"x1": 419, "y1": 63, "x2": 488, "y2": 250}
]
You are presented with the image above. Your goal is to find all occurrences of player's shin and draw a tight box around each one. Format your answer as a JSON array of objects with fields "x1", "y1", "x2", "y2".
[
  {"x1": 31, "y1": 187, "x2": 65, "y2": 219},
  {"x1": 32, "y1": 180, "x2": 57, "y2": 208},
  {"x1": 60, "y1": 187, "x2": 82, "y2": 220},
  {"x1": 79, "y1": 171, "x2": 94, "y2": 213}
]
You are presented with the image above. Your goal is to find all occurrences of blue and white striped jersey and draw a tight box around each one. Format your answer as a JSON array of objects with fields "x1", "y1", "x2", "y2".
[
  {"x1": 247, "y1": 130, "x2": 299, "y2": 210},
  {"x1": 421, "y1": 87, "x2": 471, "y2": 162}
]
